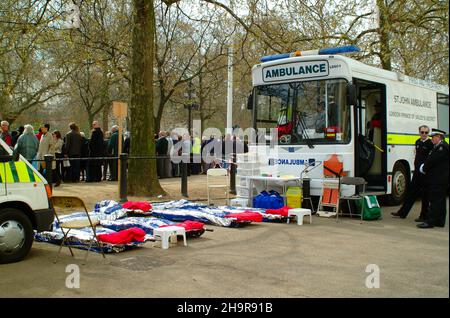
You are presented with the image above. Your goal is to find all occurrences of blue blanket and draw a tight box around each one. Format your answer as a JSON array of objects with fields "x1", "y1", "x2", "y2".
[{"x1": 151, "y1": 200, "x2": 285, "y2": 227}]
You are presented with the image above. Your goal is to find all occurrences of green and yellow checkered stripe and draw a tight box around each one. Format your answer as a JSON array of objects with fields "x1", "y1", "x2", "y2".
[
  {"x1": 387, "y1": 133, "x2": 449, "y2": 145},
  {"x1": 0, "y1": 161, "x2": 42, "y2": 183}
]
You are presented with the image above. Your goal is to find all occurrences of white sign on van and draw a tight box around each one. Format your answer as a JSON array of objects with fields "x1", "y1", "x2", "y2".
[
  {"x1": 262, "y1": 61, "x2": 329, "y2": 83},
  {"x1": 387, "y1": 85, "x2": 437, "y2": 134}
]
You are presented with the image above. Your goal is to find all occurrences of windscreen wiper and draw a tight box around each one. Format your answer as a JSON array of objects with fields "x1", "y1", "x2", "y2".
[{"x1": 298, "y1": 113, "x2": 314, "y2": 149}]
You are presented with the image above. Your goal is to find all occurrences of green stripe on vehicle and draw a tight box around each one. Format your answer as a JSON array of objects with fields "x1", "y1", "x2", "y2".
[
  {"x1": 8, "y1": 161, "x2": 20, "y2": 183},
  {"x1": 25, "y1": 164, "x2": 36, "y2": 182},
  {"x1": 387, "y1": 134, "x2": 419, "y2": 145},
  {"x1": 387, "y1": 133, "x2": 449, "y2": 145}
]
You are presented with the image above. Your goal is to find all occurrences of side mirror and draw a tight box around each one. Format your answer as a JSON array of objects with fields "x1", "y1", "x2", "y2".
[
  {"x1": 247, "y1": 92, "x2": 253, "y2": 110},
  {"x1": 346, "y1": 83, "x2": 357, "y2": 106}
]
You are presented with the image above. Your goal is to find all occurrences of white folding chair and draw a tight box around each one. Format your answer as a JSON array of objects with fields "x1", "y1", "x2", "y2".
[
  {"x1": 207, "y1": 168, "x2": 230, "y2": 205},
  {"x1": 51, "y1": 196, "x2": 106, "y2": 264}
]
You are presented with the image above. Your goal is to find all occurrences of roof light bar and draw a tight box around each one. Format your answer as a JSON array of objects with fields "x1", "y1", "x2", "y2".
[
  {"x1": 318, "y1": 45, "x2": 360, "y2": 55},
  {"x1": 260, "y1": 53, "x2": 291, "y2": 62},
  {"x1": 260, "y1": 45, "x2": 360, "y2": 63}
]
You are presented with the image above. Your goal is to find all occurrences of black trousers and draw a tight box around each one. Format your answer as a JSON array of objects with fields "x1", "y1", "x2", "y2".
[
  {"x1": 109, "y1": 158, "x2": 118, "y2": 181},
  {"x1": 88, "y1": 159, "x2": 102, "y2": 182},
  {"x1": 52, "y1": 153, "x2": 64, "y2": 183},
  {"x1": 157, "y1": 156, "x2": 165, "y2": 178},
  {"x1": 103, "y1": 159, "x2": 109, "y2": 180},
  {"x1": 398, "y1": 171, "x2": 428, "y2": 218},
  {"x1": 68, "y1": 156, "x2": 81, "y2": 182},
  {"x1": 426, "y1": 184, "x2": 448, "y2": 227}
]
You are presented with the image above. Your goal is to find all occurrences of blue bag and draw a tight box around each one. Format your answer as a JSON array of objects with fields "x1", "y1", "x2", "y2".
[
  {"x1": 267, "y1": 190, "x2": 284, "y2": 209},
  {"x1": 253, "y1": 191, "x2": 269, "y2": 209},
  {"x1": 253, "y1": 190, "x2": 284, "y2": 209}
]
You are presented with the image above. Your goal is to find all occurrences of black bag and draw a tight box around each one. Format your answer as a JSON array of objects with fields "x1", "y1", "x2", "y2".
[{"x1": 358, "y1": 134, "x2": 375, "y2": 176}]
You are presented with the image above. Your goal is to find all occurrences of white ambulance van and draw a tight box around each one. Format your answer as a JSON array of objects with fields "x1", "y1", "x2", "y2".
[{"x1": 0, "y1": 138, "x2": 54, "y2": 263}]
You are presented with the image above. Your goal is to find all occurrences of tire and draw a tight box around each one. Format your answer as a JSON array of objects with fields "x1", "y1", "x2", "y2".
[
  {"x1": 386, "y1": 163, "x2": 409, "y2": 206},
  {"x1": 0, "y1": 208, "x2": 34, "y2": 264}
]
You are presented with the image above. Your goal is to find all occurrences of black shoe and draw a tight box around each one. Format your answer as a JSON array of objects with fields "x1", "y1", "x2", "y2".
[
  {"x1": 414, "y1": 218, "x2": 424, "y2": 223},
  {"x1": 391, "y1": 212, "x2": 405, "y2": 219},
  {"x1": 417, "y1": 223, "x2": 434, "y2": 229}
]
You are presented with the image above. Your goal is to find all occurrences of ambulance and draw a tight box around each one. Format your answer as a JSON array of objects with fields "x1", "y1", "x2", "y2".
[
  {"x1": 0, "y1": 138, "x2": 54, "y2": 263},
  {"x1": 247, "y1": 46, "x2": 449, "y2": 204}
]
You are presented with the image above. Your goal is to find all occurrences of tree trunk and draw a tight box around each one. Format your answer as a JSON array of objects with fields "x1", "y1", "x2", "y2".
[
  {"x1": 100, "y1": 69, "x2": 110, "y2": 132},
  {"x1": 128, "y1": 0, "x2": 165, "y2": 196},
  {"x1": 377, "y1": 0, "x2": 392, "y2": 71}
]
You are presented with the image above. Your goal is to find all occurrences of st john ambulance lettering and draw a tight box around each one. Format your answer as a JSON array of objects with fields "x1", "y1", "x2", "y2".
[{"x1": 263, "y1": 61, "x2": 329, "y2": 82}]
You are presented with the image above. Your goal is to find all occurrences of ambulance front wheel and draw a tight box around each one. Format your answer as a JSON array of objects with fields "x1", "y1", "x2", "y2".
[
  {"x1": 387, "y1": 162, "x2": 409, "y2": 206},
  {"x1": 0, "y1": 208, "x2": 34, "y2": 264}
]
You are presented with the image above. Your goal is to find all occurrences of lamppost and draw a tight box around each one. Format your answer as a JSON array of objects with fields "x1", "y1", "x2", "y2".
[{"x1": 184, "y1": 80, "x2": 199, "y2": 135}]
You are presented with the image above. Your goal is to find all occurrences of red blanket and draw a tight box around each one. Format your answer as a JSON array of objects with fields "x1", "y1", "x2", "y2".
[
  {"x1": 122, "y1": 201, "x2": 152, "y2": 212},
  {"x1": 160, "y1": 221, "x2": 204, "y2": 232},
  {"x1": 97, "y1": 227, "x2": 146, "y2": 244},
  {"x1": 265, "y1": 206, "x2": 292, "y2": 217},
  {"x1": 225, "y1": 211, "x2": 263, "y2": 222}
]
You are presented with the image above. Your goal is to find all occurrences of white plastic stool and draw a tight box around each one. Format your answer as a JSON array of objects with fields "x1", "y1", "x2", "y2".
[
  {"x1": 153, "y1": 226, "x2": 187, "y2": 249},
  {"x1": 230, "y1": 197, "x2": 249, "y2": 208},
  {"x1": 287, "y1": 208, "x2": 312, "y2": 225}
]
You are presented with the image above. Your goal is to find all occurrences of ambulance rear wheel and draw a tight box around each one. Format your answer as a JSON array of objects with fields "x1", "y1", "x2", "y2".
[
  {"x1": 387, "y1": 163, "x2": 409, "y2": 206},
  {"x1": 0, "y1": 208, "x2": 34, "y2": 264}
]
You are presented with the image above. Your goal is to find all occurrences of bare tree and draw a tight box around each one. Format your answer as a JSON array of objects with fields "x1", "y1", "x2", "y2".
[{"x1": 0, "y1": 0, "x2": 73, "y2": 124}]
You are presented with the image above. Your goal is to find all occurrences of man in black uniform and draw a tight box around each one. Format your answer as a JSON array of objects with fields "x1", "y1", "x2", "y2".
[
  {"x1": 391, "y1": 125, "x2": 433, "y2": 221},
  {"x1": 417, "y1": 129, "x2": 449, "y2": 229}
]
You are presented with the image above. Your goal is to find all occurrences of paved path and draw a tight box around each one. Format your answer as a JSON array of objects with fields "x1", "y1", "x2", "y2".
[{"x1": 0, "y1": 179, "x2": 447, "y2": 297}]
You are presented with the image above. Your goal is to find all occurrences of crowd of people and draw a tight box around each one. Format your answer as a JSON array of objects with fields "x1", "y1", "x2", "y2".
[
  {"x1": 1, "y1": 119, "x2": 249, "y2": 184},
  {"x1": 0, "y1": 120, "x2": 130, "y2": 187},
  {"x1": 154, "y1": 131, "x2": 249, "y2": 179}
]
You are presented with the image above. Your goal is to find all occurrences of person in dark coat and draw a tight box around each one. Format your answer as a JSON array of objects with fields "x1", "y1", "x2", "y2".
[
  {"x1": 88, "y1": 121, "x2": 104, "y2": 182},
  {"x1": 156, "y1": 131, "x2": 168, "y2": 178},
  {"x1": 11, "y1": 126, "x2": 24, "y2": 147},
  {"x1": 171, "y1": 133, "x2": 180, "y2": 177},
  {"x1": 64, "y1": 123, "x2": 83, "y2": 182},
  {"x1": 417, "y1": 129, "x2": 449, "y2": 229},
  {"x1": 123, "y1": 132, "x2": 131, "y2": 154},
  {"x1": 107, "y1": 126, "x2": 122, "y2": 181},
  {"x1": 392, "y1": 125, "x2": 433, "y2": 221}
]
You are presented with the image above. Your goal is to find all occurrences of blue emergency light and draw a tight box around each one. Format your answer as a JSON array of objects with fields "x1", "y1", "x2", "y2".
[
  {"x1": 318, "y1": 45, "x2": 360, "y2": 55},
  {"x1": 260, "y1": 45, "x2": 360, "y2": 62}
]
